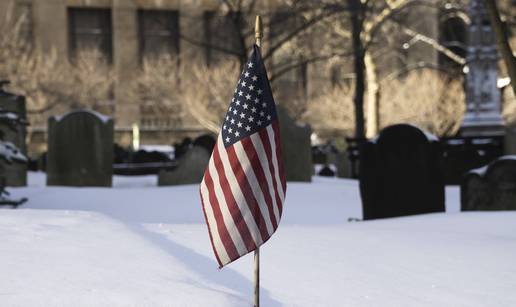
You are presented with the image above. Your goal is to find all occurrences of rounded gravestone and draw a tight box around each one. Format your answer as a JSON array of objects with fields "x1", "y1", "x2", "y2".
[
  {"x1": 47, "y1": 109, "x2": 113, "y2": 187},
  {"x1": 462, "y1": 156, "x2": 516, "y2": 211},
  {"x1": 359, "y1": 124, "x2": 445, "y2": 220}
]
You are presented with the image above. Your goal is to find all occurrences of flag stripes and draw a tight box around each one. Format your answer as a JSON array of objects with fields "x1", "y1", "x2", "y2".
[{"x1": 200, "y1": 44, "x2": 286, "y2": 268}]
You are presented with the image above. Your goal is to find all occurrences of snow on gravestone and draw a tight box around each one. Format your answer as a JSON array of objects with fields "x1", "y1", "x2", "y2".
[
  {"x1": 0, "y1": 82, "x2": 27, "y2": 186},
  {"x1": 461, "y1": 156, "x2": 516, "y2": 211},
  {"x1": 47, "y1": 110, "x2": 113, "y2": 187},
  {"x1": 359, "y1": 124, "x2": 445, "y2": 220},
  {"x1": 158, "y1": 135, "x2": 215, "y2": 186}
]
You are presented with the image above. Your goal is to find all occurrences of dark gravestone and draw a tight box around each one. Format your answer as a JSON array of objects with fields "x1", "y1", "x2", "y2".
[
  {"x1": 359, "y1": 124, "x2": 445, "y2": 220},
  {"x1": 0, "y1": 82, "x2": 27, "y2": 186},
  {"x1": 506, "y1": 125, "x2": 516, "y2": 155},
  {"x1": 158, "y1": 145, "x2": 210, "y2": 186},
  {"x1": 277, "y1": 107, "x2": 312, "y2": 182},
  {"x1": 193, "y1": 134, "x2": 216, "y2": 154},
  {"x1": 47, "y1": 110, "x2": 113, "y2": 186},
  {"x1": 461, "y1": 156, "x2": 516, "y2": 211}
]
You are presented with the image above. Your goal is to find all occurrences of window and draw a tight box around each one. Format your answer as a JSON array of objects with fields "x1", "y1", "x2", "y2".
[
  {"x1": 203, "y1": 11, "x2": 243, "y2": 65},
  {"x1": 138, "y1": 10, "x2": 180, "y2": 61},
  {"x1": 68, "y1": 8, "x2": 112, "y2": 62}
]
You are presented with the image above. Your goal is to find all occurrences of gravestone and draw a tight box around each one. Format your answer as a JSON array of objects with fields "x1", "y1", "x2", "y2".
[
  {"x1": 336, "y1": 151, "x2": 352, "y2": 178},
  {"x1": 0, "y1": 81, "x2": 27, "y2": 186},
  {"x1": 461, "y1": 156, "x2": 516, "y2": 211},
  {"x1": 277, "y1": 106, "x2": 312, "y2": 182},
  {"x1": 506, "y1": 125, "x2": 516, "y2": 155},
  {"x1": 47, "y1": 109, "x2": 113, "y2": 186},
  {"x1": 158, "y1": 145, "x2": 210, "y2": 186},
  {"x1": 359, "y1": 124, "x2": 445, "y2": 220}
]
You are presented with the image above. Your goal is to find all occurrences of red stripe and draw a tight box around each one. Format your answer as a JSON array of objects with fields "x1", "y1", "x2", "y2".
[
  {"x1": 272, "y1": 121, "x2": 287, "y2": 194},
  {"x1": 258, "y1": 128, "x2": 283, "y2": 219},
  {"x1": 212, "y1": 145, "x2": 257, "y2": 252},
  {"x1": 203, "y1": 167, "x2": 240, "y2": 261},
  {"x1": 199, "y1": 187, "x2": 222, "y2": 267},
  {"x1": 226, "y1": 145, "x2": 270, "y2": 241},
  {"x1": 241, "y1": 137, "x2": 278, "y2": 229}
]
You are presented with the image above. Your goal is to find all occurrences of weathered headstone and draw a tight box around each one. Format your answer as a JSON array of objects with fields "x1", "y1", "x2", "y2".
[
  {"x1": 359, "y1": 124, "x2": 445, "y2": 220},
  {"x1": 47, "y1": 109, "x2": 113, "y2": 186},
  {"x1": 277, "y1": 106, "x2": 312, "y2": 182},
  {"x1": 336, "y1": 151, "x2": 352, "y2": 178},
  {"x1": 158, "y1": 145, "x2": 210, "y2": 186},
  {"x1": 0, "y1": 81, "x2": 27, "y2": 186},
  {"x1": 461, "y1": 156, "x2": 516, "y2": 211}
]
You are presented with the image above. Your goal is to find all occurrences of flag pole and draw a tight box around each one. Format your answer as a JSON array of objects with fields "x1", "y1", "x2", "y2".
[{"x1": 253, "y1": 15, "x2": 262, "y2": 307}]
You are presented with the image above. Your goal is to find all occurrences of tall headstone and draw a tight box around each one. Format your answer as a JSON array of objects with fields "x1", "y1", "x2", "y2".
[
  {"x1": 462, "y1": 156, "x2": 516, "y2": 211},
  {"x1": 277, "y1": 106, "x2": 312, "y2": 182},
  {"x1": 359, "y1": 124, "x2": 445, "y2": 220},
  {"x1": 47, "y1": 110, "x2": 113, "y2": 186},
  {"x1": 0, "y1": 81, "x2": 27, "y2": 186},
  {"x1": 461, "y1": 0, "x2": 504, "y2": 136}
]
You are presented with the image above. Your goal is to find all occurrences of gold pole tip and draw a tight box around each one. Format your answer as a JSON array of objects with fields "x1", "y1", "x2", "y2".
[{"x1": 255, "y1": 15, "x2": 263, "y2": 40}]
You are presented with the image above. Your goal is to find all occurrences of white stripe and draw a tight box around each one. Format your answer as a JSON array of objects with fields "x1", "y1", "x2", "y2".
[
  {"x1": 233, "y1": 141, "x2": 274, "y2": 235},
  {"x1": 208, "y1": 145, "x2": 248, "y2": 256},
  {"x1": 250, "y1": 132, "x2": 281, "y2": 223},
  {"x1": 200, "y1": 178, "x2": 230, "y2": 265},
  {"x1": 217, "y1": 139, "x2": 264, "y2": 245},
  {"x1": 266, "y1": 125, "x2": 285, "y2": 202}
]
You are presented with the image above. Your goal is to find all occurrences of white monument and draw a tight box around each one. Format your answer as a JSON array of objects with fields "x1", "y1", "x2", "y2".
[{"x1": 461, "y1": 0, "x2": 504, "y2": 136}]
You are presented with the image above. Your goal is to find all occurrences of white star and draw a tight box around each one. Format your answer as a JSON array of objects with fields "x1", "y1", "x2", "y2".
[
  {"x1": 248, "y1": 62, "x2": 253, "y2": 68},
  {"x1": 248, "y1": 85, "x2": 255, "y2": 91},
  {"x1": 233, "y1": 109, "x2": 237, "y2": 115},
  {"x1": 257, "y1": 89, "x2": 263, "y2": 95},
  {"x1": 252, "y1": 75, "x2": 258, "y2": 81},
  {"x1": 225, "y1": 137, "x2": 230, "y2": 143},
  {"x1": 245, "y1": 94, "x2": 251, "y2": 100},
  {"x1": 228, "y1": 128, "x2": 233, "y2": 133},
  {"x1": 223, "y1": 125, "x2": 227, "y2": 130},
  {"x1": 226, "y1": 115, "x2": 229, "y2": 120},
  {"x1": 244, "y1": 71, "x2": 250, "y2": 77},
  {"x1": 267, "y1": 115, "x2": 271, "y2": 120},
  {"x1": 238, "y1": 90, "x2": 243, "y2": 96},
  {"x1": 245, "y1": 125, "x2": 251, "y2": 131},
  {"x1": 243, "y1": 103, "x2": 249, "y2": 109},
  {"x1": 229, "y1": 107, "x2": 232, "y2": 111},
  {"x1": 240, "y1": 112, "x2": 245, "y2": 118},
  {"x1": 251, "y1": 107, "x2": 257, "y2": 113},
  {"x1": 262, "y1": 102, "x2": 267, "y2": 108},
  {"x1": 242, "y1": 81, "x2": 247, "y2": 87},
  {"x1": 232, "y1": 98, "x2": 235, "y2": 102},
  {"x1": 254, "y1": 98, "x2": 259, "y2": 104},
  {"x1": 259, "y1": 111, "x2": 265, "y2": 117},
  {"x1": 249, "y1": 116, "x2": 254, "y2": 122},
  {"x1": 235, "y1": 100, "x2": 241, "y2": 105},
  {"x1": 237, "y1": 122, "x2": 243, "y2": 128},
  {"x1": 257, "y1": 120, "x2": 262, "y2": 125},
  {"x1": 235, "y1": 131, "x2": 240, "y2": 137},
  {"x1": 231, "y1": 118, "x2": 235, "y2": 124}
]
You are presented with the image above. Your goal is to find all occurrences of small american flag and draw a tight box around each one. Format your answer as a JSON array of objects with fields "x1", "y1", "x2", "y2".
[{"x1": 200, "y1": 44, "x2": 286, "y2": 268}]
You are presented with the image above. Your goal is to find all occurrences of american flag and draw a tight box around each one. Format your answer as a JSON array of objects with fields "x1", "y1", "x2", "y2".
[{"x1": 200, "y1": 44, "x2": 286, "y2": 268}]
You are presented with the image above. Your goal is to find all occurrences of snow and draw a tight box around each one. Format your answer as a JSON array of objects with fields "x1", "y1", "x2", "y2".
[{"x1": 1, "y1": 172, "x2": 515, "y2": 306}]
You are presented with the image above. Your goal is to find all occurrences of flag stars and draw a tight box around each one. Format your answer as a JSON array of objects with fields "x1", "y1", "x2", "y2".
[
  {"x1": 244, "y1": 71, "x2": 250, "y2": 77},
  {"x1": 248, "y1": 62, "x2": 253, "y2": 68},
  {"x1": 251, "y1": 107, "x2": 257, "y2": 113},
  {"x1": 248, "y1": 116, "x2": 254, "y2": 122},
  {"x1": 243, "y1": 103, "x2": 248, "y2": 109},
  {"x1": 240, "y1": 112, "x2": 246, "y2": 119},
  {"x1": 249, "y1": 85, "x2": 255, "y2": 91},
  {"x1": 262, "y1": 102, "x2": 267, "y2": 108},
  {"x1": 245, "y1": 125, "x2": 251, "y2": 131},
  {"x1": 254, "y1": 98, "x2": 259, "y2": 104},
  {"x1": 252, "y1": 75, "x2": 258, "y2": 81},
  {"x1": 233, "y1": 109, "x2": 238, "y2": 115},
  {"x1": 228, "y1": 128, "x2": 233, "y2": 133},
  {"x1": 257, "y1": 120, "x2": 262, "y2": 126},
  {"x1": 245, "y1": 94, "x2": 251, "y2": 100},
  {"x1": 238, "y1": 90, "x2": 243, "y2": 96},
  {"x1": 257, "y1": 89, "x2": 263, "y2": 95},
  {"x1": 235, "y1": 100, "x2": 241, "y2": 105},
  {"x1": 242, "y1": 81, "x2": 247, "y2": 87},
  {"x1": 237, "y1": 122, "x2": 243, "y2": 128},
  {"x1": 225, "y1": 137, "x2": 230, "y2": 143},
  {"x1": 235, "y1": 131, "x2": 240, "y2": 137},
  {"x1": 230, "y1": 118, "x2": 235, "y2": 124},
  {"x1": 259, "y1": 111, "x2": 265, "y2": 117},
  {"x1": 267, "y1": 115, "x2": 271, "y2": 120}
]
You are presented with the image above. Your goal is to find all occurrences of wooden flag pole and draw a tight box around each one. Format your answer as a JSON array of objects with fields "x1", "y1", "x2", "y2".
[{"x1": 254, "y1": 15, "x2": 262, "y2": 307}]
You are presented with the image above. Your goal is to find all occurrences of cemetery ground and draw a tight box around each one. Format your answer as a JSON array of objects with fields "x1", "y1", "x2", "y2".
[{"x1": 0, "y1": 172, "x2": 514, "y2": 307}]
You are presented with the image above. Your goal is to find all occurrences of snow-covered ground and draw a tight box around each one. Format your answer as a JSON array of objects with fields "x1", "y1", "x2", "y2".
[{"x1": 2, "y1": 172, "x2": 515, "y2": 306}]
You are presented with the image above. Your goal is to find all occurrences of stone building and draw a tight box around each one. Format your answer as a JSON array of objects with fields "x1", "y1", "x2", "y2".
[{"x1": 1, "y1": 0, "x2": 492, "y2": 153}]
